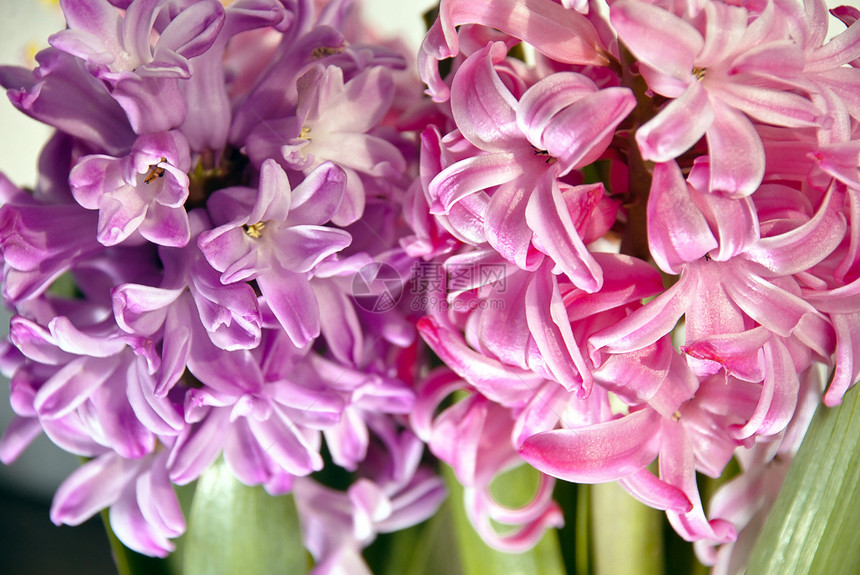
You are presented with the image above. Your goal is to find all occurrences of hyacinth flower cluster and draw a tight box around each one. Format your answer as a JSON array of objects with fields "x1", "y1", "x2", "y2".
[
  {"x1": 0, "y1": 0, "x2": 446, "y2": 569},
  {"x1": 1, "y1": 0, "x2": 860, "y2": 573},
  {"x1": 411, "y1": 0, "x2": 860, "y2": 569}
]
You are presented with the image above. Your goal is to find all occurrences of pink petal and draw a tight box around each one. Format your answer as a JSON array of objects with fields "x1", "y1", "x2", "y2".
[
  {"x1": 744, "y1": 181, "x2": 846, "y2": 274},
  {"x1": 688, "y1": 173, "x2": 760, "y2": 261},
  {"x1": 824, "y1": 311, "x2": 860, "y2": 406},
  {"x1": 588, "y1": 273, "x2": 692, "y2": 363},
  {"x1": 517, "y1": 72, "x2": 599, "y2": 147},
  {"x1": 450, "y1": 42, "x2": 521, "y2": 151},
  {"x1": 705, "y1": 101, "x2": 765, "y2": 196},
  {"x1": 723, "y1": 263, "x2": 816, "y2": 337},
  {"x1": 636, "y1": 82, "x2": 713, "y2": 162},
  {"x1": 428, "y1": 152, "x2": 521, "y2": 215},
  {"x1": 525, "y1": 264, "x2": 593, "y2": 396},
  {"x1": 660, "y1": 421, "x2": 737, "y2": 543},
  {"x1": 618, "y1": 468, "x2": 693, "y2": 513},
  {"x1": 526, "y1": 174, "x2": 602, "y2": 292},
  {"x1": 611, "y1": 1, "x2": 703, "y2": 79},
  {"x1": 416, "y1": 316, "x2": 543, "y2": 406},
  {"x1": 485, "y1": 178, "x2": 543, "y2": 270},
  {"x1": 647, "y1": 161, "x2": 718, "y2": 275},
  {"x1": 539, "y1": 87, "x2": 636, "y2": 172},
  {"x1": 520, "y1": 408, "x2": 662, "y2": 483},
  {"x1": 730, "y1": 340, "x2": 799, "y2": 439}
]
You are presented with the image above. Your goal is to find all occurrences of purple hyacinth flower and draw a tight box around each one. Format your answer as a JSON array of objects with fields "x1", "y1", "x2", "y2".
[
  {"x1": 198, "y1": 159, "x2": 351, "y2": 347},
  {"x1": 70, "y1": 131, "x2": 192, "y2": 247}
]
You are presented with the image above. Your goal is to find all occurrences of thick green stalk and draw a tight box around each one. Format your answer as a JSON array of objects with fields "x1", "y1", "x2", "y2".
[{"x1": 590, "y1": 481, "x2": 664, "y2": 575}]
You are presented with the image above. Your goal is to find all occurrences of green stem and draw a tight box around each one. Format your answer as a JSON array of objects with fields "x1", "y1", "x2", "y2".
[
  {"x1": 617, "y1": 43, "x2": 656, "y2": 263},
  {"x1": 590, "y1": 482, "x2": 664, "y2": 575}
]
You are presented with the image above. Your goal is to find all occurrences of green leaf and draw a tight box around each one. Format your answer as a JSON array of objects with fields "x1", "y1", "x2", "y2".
[
  {"x1": 183, "y1": 459, "x2": 309, "y2": 575},
  {"x1": 746, "y1": 385, "x2": 860, "y2": 574},
  {"x1": 443, "y1": 464, "x2": 567, "y2": 575}
]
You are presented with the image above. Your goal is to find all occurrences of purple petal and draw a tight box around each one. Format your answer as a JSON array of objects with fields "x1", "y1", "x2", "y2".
[
  {"x1": 168, "y1": 408, "x2": 229, "y2": 485},
  {"x1": 50, "y1": 452, "x2": 141, "y2": 526},
  {"x1": 0, "y1": 416, "x2": 43, "y2": 465},
  {"x1": 34, "y1": 356, "x2": 122, "y2": 420},
  {"x1": 257, "y1": 267, "x2": 320, "y2": 347},
  {"x1": 109, "y1": 489, "x2": 175, "y2": 557},
  {"x1": 272, "y1": 226, "x2": 351, "y2": 273},
  {"x1": 246, "y1": 410, "x2": 323, "y2": 476},
  {"x1": 155, "y1": 0, "x2": 225, "y2": 61},
  {"x1": 135, "y1": 452, "x2": 185, "y2": 539},
  {"x1": 288, "y1": 161, "x2": 347, "y2": 225}
]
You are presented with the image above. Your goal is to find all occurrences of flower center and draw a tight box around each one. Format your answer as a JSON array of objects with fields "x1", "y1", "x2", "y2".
[
  {"x1": 312, "y1": 46, "x2": 346, "y2": 59},
  {"x1": 144, "y1": 157, "x2": 168, "y2": 184},
  {"x1": 243, "y1": 221, "x2": 266, "y2": 238},
  {"x1": 692, "y1": 67, "x2": 706, "y2": 81},
  {"x1": 532, "y1": 146, "x2": 557, "y2": 165},
  {"x1": 299, "y1": 127, "x2": 311, "y2": 140}
]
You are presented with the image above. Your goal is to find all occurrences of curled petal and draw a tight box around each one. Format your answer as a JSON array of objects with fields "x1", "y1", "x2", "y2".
[
  {"x1": 619, "y1": 468, "x2": 693, "y2": 513},
  {"x1": 647, "y1": 161, "x2": 717, "y2": 275},
  {"x1": 520, "y1": 408, "x2": 662, "y2": 483},
  {"x1": 451, "y1": 42, "x2": 521, "y2": 151}
]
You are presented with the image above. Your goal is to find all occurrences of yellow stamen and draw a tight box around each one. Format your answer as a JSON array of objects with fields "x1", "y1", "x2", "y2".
[
  {"x1": 244, "y1": 222, "x2": 265, "y2": 239},
  {"x1": 144, "y1": 157, "x2": 168, "y2": 184},
  {"x1": 312, "y1": 46, "x2": 346, "y2": 59},
  {"x1": 532, "y1": 146, "x2": 557, "y2": 165},
  {"x1": 298, "y1": 127, "x2": 311, "y2": 140},
  {"x1": 692, "y1": 67, "x2": 706, "y2": 81}
]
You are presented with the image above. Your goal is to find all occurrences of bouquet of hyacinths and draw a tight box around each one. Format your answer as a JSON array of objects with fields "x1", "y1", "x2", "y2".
[{"x1": 1, "y1": 0, "x2": 860, "y2": 573}]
